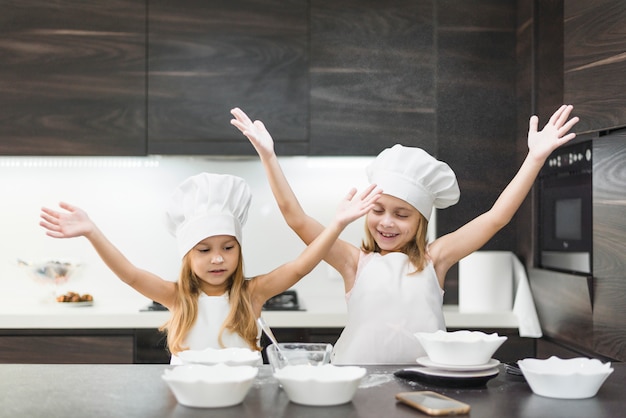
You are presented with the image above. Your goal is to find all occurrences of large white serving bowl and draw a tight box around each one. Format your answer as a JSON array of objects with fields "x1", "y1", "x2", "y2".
[
  {"x1": 177, "y1": 347, "x2": 261, "y2": 366},
  {"x1": 162, "y1": 364, "x2": 258, "y2": 408},
  {"x1": 518, "y1": 356, "x2": 614, "y2": 399},
  {"x1": 415, "y1": 330, "x2": 507, "y2": 366},
  {"x1": 274, "y1": 364, "x2": 367, "y2": 406},
  {"x1": 266, "y1": 343, "x2": 332, "y2": 373}
]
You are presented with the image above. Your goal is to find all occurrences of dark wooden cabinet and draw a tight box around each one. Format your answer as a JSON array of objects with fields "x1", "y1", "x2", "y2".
[
  {"x1": 0, "y1": 329, "x2": 169, "y2": 364},
  {"x1": 0, "y1": 1, "x2": 520, "y2": 163},
  {"x1": 308, "y1": 0, "x2": 436, "y2": 156},
  {"x1": 591, "y1": 130, "x2": 626, "y2": 361},
  {"x1": 147, "y1": 0, "x2": 309, "y2": 156},
  {"x1": 564, "y1": 0, "x2": 626, "y2": 134},
  {"x1": 0, "y1": 330, "x2": 134, "y2": 364},
  {"x1": 0, "y1": 0, "x2": 146, "y2": 156}
]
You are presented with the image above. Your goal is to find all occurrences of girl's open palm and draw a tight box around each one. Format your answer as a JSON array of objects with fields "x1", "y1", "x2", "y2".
[
  {"x1": 40, "y1": 202, "x2": 94, "y2": 239},
  {"x1": 528, "y1": 104, "x2": 579, "y2": 161},
  {"x1": 335, "y1": 184, "x2": 382, "y2": 227},
  {"x1": 230, "y1": 107, "x2": 275, "y2": 160}
]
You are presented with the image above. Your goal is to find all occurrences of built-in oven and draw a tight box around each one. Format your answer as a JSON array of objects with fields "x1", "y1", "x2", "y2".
[{"x1": 537, "y1": 140, "x2": 592, "y2": 275}]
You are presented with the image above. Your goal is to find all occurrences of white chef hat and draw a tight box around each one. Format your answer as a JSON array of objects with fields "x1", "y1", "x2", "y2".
[
  {"x1": 165, "y1": 173, "x2": 252, "y2": 258},
  {"x1": 366, "y1": 144, "x2": 460, "y2": 221}
]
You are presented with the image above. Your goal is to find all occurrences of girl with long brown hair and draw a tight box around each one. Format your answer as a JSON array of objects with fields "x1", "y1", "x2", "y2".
[{"x1": 40, "y1": 172, "x2": 380, "y2": 363}]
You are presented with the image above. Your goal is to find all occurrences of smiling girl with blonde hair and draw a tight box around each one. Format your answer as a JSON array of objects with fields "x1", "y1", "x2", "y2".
[{"x1": 231, "y1": 105, "x2": 579, "y2": 364}]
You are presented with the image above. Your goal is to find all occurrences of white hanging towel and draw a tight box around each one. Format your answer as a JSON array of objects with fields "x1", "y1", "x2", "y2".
[{"x1": 512, "y1": 254, "x2": 543, "y2": 337}]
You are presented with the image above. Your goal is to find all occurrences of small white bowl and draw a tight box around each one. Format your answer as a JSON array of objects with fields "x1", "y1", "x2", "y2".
[
  {"x1": 178, "y1": 347, "x2": 261, "y2": 366},
  {"x1": 518, "y1": 356, "x2": 614, "y2": 399},
  {"x1": 415, "y1": 330, "x2": 507, "y2": 366},
  {"x1": 274, "y1": 364, "x2": 366, "y2": 406},
  {"x1": 162, "y1": 363, "x2": 258, "y2": 408},
  {"x1": 266, "y1": 343, "x2": 332, "y2": 373}
]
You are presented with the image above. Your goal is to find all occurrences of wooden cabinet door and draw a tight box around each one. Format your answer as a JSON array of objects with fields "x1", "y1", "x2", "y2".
[
  {"x1": 0, "y1": 335, "x2": 134, "y2": 364},
  {"x1": 147, "y1": 0, "x2": 308, "y2": 155},
  {"x1": 564, "y1": 0, "x2": 626, "y2": 134},
  {"x1": 309, "y1": 0, "x2": 436, "y2": 156},
  {"x1": 0, "y1": 0, "x2": 146, "y2": 156},
  {"x1": 592, "y1": 131, "x2": 626, "y2": 361}
]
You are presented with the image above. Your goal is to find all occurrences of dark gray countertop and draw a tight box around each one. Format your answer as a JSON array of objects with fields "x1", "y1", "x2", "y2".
[{"x1": 1, "y1": 363, "x2": 623, "y2": 418}]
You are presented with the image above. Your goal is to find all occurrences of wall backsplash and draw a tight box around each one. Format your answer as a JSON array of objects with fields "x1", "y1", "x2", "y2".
[{"x1": 0, "y1": 155, "x2": 392, "y2": 308}]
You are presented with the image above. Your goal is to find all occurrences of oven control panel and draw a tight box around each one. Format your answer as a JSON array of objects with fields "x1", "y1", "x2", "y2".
[{"x1": 543, "y1": 140, "x2": 592, "y2": 175}]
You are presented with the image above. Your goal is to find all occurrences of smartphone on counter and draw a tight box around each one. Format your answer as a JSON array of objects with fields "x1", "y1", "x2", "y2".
[{"x1": 395, "y1": 391, "x2": 470, "y2": 416}]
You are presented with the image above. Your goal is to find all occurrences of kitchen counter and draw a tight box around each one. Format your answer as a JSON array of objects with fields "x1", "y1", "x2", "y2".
[
  {"x1": 0, "y1": 301, "x2": 519, "y2": 329},
  {"x1": 1, "y1": 363, "x2": 623, "y2": 418}
]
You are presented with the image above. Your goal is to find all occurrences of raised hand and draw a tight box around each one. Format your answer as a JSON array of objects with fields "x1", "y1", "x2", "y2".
[
  {"x1": 230, "y1": 107, "x2": 275, "y2": 160},
  {"x1": 40, "y1": 202, "x2": 94, "y2": 239},
  {"x1": 527, "y1": 104, "x2": 580, "y2": 162},
  {"x1": 334, "y1": 184, "x2": 382, "y2": 227}
]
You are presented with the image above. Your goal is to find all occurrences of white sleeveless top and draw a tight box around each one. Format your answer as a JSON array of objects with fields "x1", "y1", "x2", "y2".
[
  {"x1": 170, "y1": 292, "x2": 260, "y2": 364},
  {"x1": 331, "y1": 251, "x2": 445, "y2": 365}
]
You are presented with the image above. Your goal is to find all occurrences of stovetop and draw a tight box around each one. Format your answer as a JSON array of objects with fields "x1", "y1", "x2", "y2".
[
  {"x1": 139, "y1": 290, "x2": 304, "y2": 312},
  {"x1": 263, "y1": 290, "x2": 304, "y2": 311}
]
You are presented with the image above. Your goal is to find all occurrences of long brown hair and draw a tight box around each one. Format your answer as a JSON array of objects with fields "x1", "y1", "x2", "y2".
[
  {"x1": 160, "y1": 246, "x2": 259, "y2": 354},
  {"x1": 361, "y1": 211, "x2": 430, "y2": 273}
]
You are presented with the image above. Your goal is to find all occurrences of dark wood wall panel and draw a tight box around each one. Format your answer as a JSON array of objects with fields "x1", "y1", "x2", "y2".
[
  {"x1": 0, "y1": 0, "x2": 146, "y2": 156},
  {"x1": 309, "y1": 0, "x2": 436, "y2": 156},
  {"x1": 147, "y1": 0, "x2": 308, "y2": 155},
  {"x1": 436, "y1": 0, "x2": 517, "y2": 242},
  {"x1": 435, "y1": 0, "x2": 517, "y2": 303},
  {"x1": 564, "y1": 0, "x2": 626, "y2": 134},
  {"x1": 514, "y1": 0, "x2": 535, "y2": 267},
  {"x1": 533, "y1": 0, "x2": 564, "y2": 123},
  {"x1": 592, "y1": 131, "x2": 626, "y2": 361}
]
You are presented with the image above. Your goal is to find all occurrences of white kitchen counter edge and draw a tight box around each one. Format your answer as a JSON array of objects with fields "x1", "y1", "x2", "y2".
[{"x1": 0, "y1": 304, "x2": 518, "y2": 329}]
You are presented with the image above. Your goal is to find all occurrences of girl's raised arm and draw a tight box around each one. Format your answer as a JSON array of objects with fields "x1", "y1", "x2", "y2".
[
  {"x1": 429, "y1": 105, "x2": 580, "y2": 283},
  {"x1": 250, "y1": 185, "x2": 381, "y2": 310},
  {"x1": 40, "y1": 202, "x2": 176, "y2": 306},
  {"x1": 230, "y1": 107, "x2": 362, "y2": 282}
]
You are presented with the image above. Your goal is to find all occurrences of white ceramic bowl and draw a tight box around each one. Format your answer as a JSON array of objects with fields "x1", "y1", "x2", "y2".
[
  {"x1": 518, "y1": 356, "x2": 614, "y2": 399},
  {"x1": 178, "y1": 347, "x2": 261, "y2": 366},
  {"x1": 266, "y1": 343, "x2": 332, "y2": 373},
  {"x1": 162, "y1": 363, "x2": 258, "y2": 408},
  {"x1": 274, "y1": 364, "x2": 366, "y2": 406},
  {"x1": 415, "y1": 330, "x2": 507, "y2": 366}
]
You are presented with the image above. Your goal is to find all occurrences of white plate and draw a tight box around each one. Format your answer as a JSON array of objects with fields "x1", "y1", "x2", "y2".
[
  {"x1": 57, "y1": 301, "x2": 94, "y2": 307},
  {"x1": 407, "y1": 366, "x2": 500, "y2": 378},
  {"x1": 416, "y1": 356, "x2": 500, "y2": 371}
]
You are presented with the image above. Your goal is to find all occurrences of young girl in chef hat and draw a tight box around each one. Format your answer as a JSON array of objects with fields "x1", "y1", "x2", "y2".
[
  {"x1": 231, "y1": 105, "x2": 579, "y2": 364},
  {"x1": 39, "y1": 172, "x2": 380, "y2": 362}
]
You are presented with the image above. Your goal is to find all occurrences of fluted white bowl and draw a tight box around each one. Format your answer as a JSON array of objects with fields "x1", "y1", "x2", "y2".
[
  {"x1": 415, "y1": 330, "x2": 507, "y2": 366},
  {"x1": 274, "y1": 364, "x2": 366, "y2": 406},
  {"x1": 162, "y1": 363, "x2": 258, "y2": 408},
  {"x1": 178, "y1": 347, "x2": 261, "y2": 367},
  {"x1": 518, "y1": 356, "x2": 613, "y2": 399}
]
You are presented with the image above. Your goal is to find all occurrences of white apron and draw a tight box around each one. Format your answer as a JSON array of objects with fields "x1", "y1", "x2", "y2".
[
  {"x1": 170, "y1": 292, "x2": 259, "y2": 364},
  {"x1": 332, "y1": 251, "x2": 445, "y2": 365}
]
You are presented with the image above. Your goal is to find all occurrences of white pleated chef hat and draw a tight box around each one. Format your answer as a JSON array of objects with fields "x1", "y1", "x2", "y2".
[
  {"x1": 165, "y1": 173, "x2": 252, "y2": 258},
  {"x1": 366, "y1": 144, "x2": 460, "y2": 221}
]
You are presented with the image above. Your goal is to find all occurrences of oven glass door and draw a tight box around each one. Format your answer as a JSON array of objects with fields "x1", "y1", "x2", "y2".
[{"x1": 539, "y1": 172, "x2": 592, "y2": 274}]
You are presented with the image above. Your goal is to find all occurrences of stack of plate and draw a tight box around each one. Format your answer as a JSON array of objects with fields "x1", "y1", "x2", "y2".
[
  {"x1": 394, "y1": 358, "x2": 500, "y2": 388},
  {"x1": 395, "y1": 330, "x2": 506, "y2": 388}
]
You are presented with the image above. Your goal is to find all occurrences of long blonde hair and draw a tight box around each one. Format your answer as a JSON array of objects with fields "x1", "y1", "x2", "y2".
[
  {"x1": 361, "y1": 211, "x2": 430, "y2": 273},
  {"x1": 160, "y1": 246, "x2": 259, "y2": 354}
]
